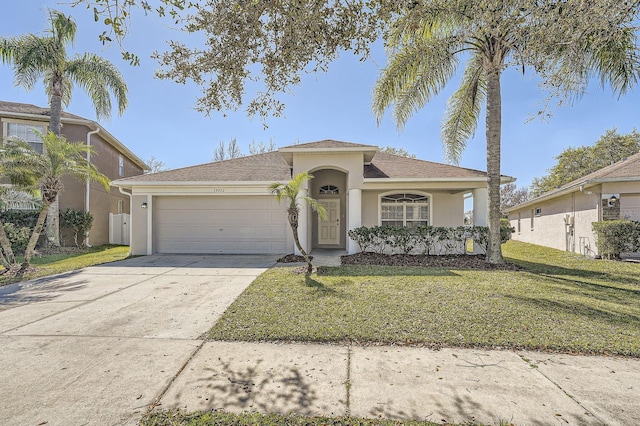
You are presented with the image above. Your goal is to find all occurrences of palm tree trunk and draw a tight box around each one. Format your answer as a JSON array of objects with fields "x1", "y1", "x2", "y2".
[
  {"x1": 49, "y1": 88, "x2": 63, "y2": 136},
  {"x1": 46, "y1": 196, "x2": 60, "y2": 247},
  {"x1": 485, "y1": 67, "x2": 505, "y2": 264},
  {"x1": 46, "y1": 85, "x2": 63, "y2": 246},
  {"x1": 289, "y1": 207, "x2": 313, "y2": 273},
  {"x1": 0, "y1": 219, "x2": 16, "y2": 267},
  {"x1": 20, "y1": 203, "x2": 50, "y2": 274}
]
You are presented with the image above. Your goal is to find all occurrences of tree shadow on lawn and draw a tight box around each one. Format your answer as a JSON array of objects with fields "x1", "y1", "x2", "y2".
[
  {"x1": 505, "y1": 257, "x2": 640, "y2": 285},
  {"x1": 304, "y1": 274, "x2": 345, "y2": 297},
  {"x1": 503, "y1": 292, "x2": 640, "y2": 333}
]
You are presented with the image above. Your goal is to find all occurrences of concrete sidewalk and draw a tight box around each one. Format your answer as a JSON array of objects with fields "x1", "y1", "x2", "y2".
[
  {"x1": 1, "y1": 254, "x2": 639, "y2": 425},
  {"x1": 159, "y1": 342, "x2": 640, "y2": 426}
]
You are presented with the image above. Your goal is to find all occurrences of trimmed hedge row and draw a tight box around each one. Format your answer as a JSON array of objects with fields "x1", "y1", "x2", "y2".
[
  {"x1": 347, "y1": 225, "x2": 488, "y2": 255},
  {"x1": 592, "y1": 220, "x2": 640, "y2": 259}
]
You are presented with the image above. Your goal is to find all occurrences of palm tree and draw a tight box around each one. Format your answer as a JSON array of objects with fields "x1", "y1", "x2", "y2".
[
  {"x1": 0, "y1": 9, "x2": 128, "y2": 246},
  {"x1": 270, "y1": 172, "x2": 327, "y2": 274},
  {"x1": 373, "y1": 0, "x2": 638, "y2": 264},
  {"x1": 2, "y1": 132, "x2": 109, "y2": 274}
]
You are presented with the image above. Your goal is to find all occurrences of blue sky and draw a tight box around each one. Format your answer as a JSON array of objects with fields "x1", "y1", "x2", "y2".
[{"x1": 1, "y1": 1, "x2": 638, "y2": 189}]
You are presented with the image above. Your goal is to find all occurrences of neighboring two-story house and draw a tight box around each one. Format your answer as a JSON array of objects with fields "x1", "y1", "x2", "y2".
[{"x1": 0, "y1": 100, "x2": 147, "y2": 246}]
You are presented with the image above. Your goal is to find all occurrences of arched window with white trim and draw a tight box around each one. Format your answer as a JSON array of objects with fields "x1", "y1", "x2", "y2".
[{"x1": 381, "y1": 193, "x2": 430, "y2": 228}]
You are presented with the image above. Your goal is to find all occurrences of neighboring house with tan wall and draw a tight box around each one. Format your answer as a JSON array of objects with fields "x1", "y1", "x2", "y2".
[
  {"x1": 0, "y1": 101, "x2": 147, "y2": 246},
  {"x1": 112, "y1": 140, "x2": 512, "y2": 256},
  {"x1": 506, "y1": 152, "x2": 640, "y2": 256}
]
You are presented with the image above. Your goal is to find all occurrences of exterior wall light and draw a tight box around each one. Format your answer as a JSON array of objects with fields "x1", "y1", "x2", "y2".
[{"x1": 141, "y1": 202, "x2": 148, "y2": 209}]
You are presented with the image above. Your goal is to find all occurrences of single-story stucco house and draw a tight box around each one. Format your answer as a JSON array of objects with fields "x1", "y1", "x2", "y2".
[
  {"x1": 506, "y1": 152, "x2": 640, "y2": 256},
  {"x1": 112, "y1": 140, "x2": 510, "y2": 256}
]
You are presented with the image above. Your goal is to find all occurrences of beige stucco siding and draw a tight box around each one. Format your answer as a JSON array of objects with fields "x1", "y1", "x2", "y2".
[
  {"x1": 292, "y1": 153, "x2": 365, "y2": 189},
  {"x1": 509, "y1": 191, "x2": 600, "y2": 254},
  {"x1": 58, "y1": 124, "x2": 142, "y2": 245},
  {"x1": 130, "y1": 194, "x2": 150, "y2": 255}
]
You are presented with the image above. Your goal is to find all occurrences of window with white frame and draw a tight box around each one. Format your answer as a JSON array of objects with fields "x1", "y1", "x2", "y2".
[
  {"x1": 6, "y1": 122, "x2": 46, "y2": 153},
  {"x1": 118, "y1": 155, "x2": 124, "y2": 177},
  {"x1": 319, "y1": 184, "x2": 339, "y2": 194},
  {"x1": 381, "y1": 193, "x2": 429, "y2": 228}
]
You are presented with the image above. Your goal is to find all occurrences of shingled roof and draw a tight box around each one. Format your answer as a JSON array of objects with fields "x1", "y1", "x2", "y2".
[
  {"x1": 115, "y1": 151, "x2": 291, "y2": 183},
  {"x1": 0, "y1": 100, "x2": 85, "y2": 120},
  {"x1": 365, "y1": 152, "x2": 487, "y2": 179},
  {"x1": 506, "y1": 151, "x2": 640, "y2": 212},
  {"x1": 114, "y1": 141, "x2": 494, "y2": 185}
]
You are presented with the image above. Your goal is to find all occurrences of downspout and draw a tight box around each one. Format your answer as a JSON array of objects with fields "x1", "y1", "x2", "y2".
[{"x1": 85, "y1": 128, "x2": 100, "y2": 247}]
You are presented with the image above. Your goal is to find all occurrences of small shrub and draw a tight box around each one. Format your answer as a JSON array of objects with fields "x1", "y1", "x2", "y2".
[
  {"x1": 386, "y1": 226, "x2": 415, "y2": 254},
  {"x1": 468, "y1": 226, "x2": 489, "y2": 254},
  {"x1": 0, "y1": 210, "x2": 40, "y2": 229},
  {"x1": 347, "y1": 226, "x2": 375, "y2": 252},
  {"x1": 60, "y1": 209, "x2": 94, "y2": 247},
  {"x1": 500, "y1": 218, "x2": 515, "y2": 243},
  {"x1": 592, "y1": 220, "x2": 640, "y2": 259},
  {"x1": 3, "y1": 222, "x2": 32, "y2": 253}
]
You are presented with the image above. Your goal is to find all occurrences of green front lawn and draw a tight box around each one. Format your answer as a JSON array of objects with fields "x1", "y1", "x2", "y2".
[
  {"x1": 0, "y1": 245, "x2": 131, "y2": 286},
  {"x1": 209, "y1": 241, "x2": 640, "y2": 356}
]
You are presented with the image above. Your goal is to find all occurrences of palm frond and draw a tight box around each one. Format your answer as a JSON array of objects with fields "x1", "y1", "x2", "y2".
[
  {"x1": 373, "y1": 35, "x2": 461, "y2": 128},
  {"x1": 66, "y1": 54, "x2": 129, "y2": 118},
  {"x1": 441, "y1": 53, "x2": 486, "y2": 164},
  {"x1": 303, "y1": 197, "x2": 328, "y2": 221},
  {"x1": 47, "y1": 9, "x2": 77, "y2": 47}
]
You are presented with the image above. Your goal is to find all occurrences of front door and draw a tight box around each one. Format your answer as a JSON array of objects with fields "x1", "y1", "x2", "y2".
[{"x1": 318, "y1": 199, "x2": 340, "y2": 245}]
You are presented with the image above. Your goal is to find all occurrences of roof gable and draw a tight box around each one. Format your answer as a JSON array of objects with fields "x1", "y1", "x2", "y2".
[{"x1": 279, "y1": 139, "x2": 378, "y2": 150}]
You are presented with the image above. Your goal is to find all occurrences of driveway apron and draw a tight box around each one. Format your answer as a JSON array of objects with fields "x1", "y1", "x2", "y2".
[{"x1": 0, "y1": 254, "x2": 276, "y2": 426}]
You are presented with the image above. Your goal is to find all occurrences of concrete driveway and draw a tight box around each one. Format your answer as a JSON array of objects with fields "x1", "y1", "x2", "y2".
[{"x1": 0, "y1": 254, "x2": 278, "y2": 426}]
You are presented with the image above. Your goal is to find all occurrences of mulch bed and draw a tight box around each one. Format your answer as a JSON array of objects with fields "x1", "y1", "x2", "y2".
[
  {"x1": 276, "y1": 254, "x2": 313, "y2": 263},
  {"x1": 341, "y1": 252, "x2": 522, "y2": 270},
  {"x1": 34, "y1": 246, "x2": 87, "y2": 257}
]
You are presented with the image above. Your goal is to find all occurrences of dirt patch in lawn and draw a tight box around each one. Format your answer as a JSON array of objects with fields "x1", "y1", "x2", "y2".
[
  {"x1": 341, "y1": 252, "x2": 522, "y2": 270},
  {"x1": 277, "y1": 254, "x2": 313, "y2": 263}
]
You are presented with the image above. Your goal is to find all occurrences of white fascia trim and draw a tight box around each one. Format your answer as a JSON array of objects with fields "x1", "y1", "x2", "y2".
[
  {"x1": 506, "y1": 176, "x2": 640, "y2": 213},
  {"x1": 111, "y1": 180, "x2": 273, "y2": 187},
  {"x1": 363, "y1": 177, "x2": 488, "y2": 183},
  {"x1": 505, "y1": 182, "x2": 591, "y2": 212}
]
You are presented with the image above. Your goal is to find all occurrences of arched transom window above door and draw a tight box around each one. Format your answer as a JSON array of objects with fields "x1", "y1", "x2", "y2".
[
  {"x1": 319, "y1": 184, "x2": 339, "y2": 195},
  {"x1": 381, "y1": 193, "x2": 430, "y2": 228}
]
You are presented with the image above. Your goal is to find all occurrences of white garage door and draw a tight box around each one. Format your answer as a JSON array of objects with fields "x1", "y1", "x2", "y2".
[
  {"x1": 621, "y1": 194, "x2": 640, "y2": 221},
  {"x1": 154, "y1": 196, "x2": 288, "y2": 254}
]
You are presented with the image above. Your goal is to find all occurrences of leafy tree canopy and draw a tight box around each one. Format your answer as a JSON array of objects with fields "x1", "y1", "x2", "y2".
[
  {"x1": 500, "y1": 183, "x2": 530, "y2": 215},
  {"x1": 379, "y1": 146, "x2": 416, "y2": 158},
  {"x1": 530, "y1": 129, "x2": 640, "y2": 196},
  {"x1": 73, "y1": 0, "x2": 639, "y2": 122}
]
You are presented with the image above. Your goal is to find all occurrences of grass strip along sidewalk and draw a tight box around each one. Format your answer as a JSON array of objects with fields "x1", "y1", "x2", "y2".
[
  {"x1": 209, "y1": 241, "x2": 640, "y2": 357},
  {"x1": 0, "y1": 245, "x2": 130, "y2": 287}
]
